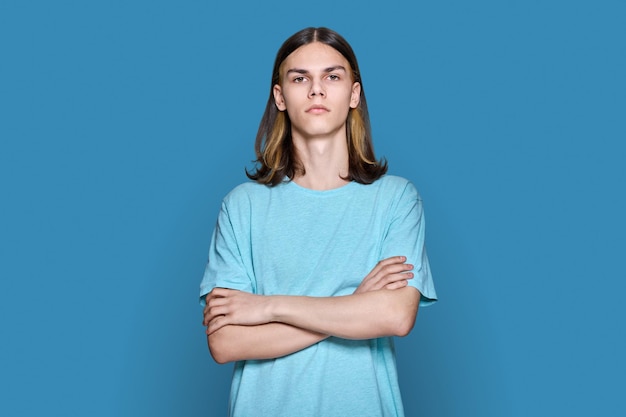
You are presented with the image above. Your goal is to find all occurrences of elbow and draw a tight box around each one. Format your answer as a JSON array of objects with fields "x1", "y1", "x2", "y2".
[
  {"x1": 388, "y1": 287, "x2": 420, "y2": 337},
  {"x1": 207, "y1": 332, "x2": 234, "y2": 364},
  {"x1": 209, "y1": 348, "x2": 231, "y2": 365},
  {"x1": 212, "y1": 355, "x2": 231, "y2": 365},
  {"x1": 393, "y1": 309, "x2": 417, "y2": 337}
]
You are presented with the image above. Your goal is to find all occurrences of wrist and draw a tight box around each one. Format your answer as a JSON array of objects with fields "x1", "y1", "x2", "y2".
[
  {"x1": 270, "y1": 295, "x2": 294, "y2": 324},
  {"x1": 266, "y1": 295, "x2": 280, "y2": 323}
]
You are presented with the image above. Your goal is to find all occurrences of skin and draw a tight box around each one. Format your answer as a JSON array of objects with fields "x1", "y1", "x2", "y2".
[
  {"x1": 204, "y1": 257, "x2": 419, "y2": 364},
  {"x1": 204, "y1": 42, "x2": 421, "y2": 364},
  {"x1": 273, "y1": 42, "x2": 361, "y2": 190}
]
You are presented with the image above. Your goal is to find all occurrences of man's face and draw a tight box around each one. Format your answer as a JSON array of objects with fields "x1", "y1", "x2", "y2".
[{"x1": 273, "y1": 42, "x2": 361, "y2": 142}]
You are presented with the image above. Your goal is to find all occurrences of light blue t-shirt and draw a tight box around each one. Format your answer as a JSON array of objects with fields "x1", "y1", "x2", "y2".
[{"x1": 200, "y1": 175, "x2": 437, "y2": 417}]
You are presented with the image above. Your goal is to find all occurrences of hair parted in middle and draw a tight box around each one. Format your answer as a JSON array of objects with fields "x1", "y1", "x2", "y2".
[{"x1": 246, "y1": 27, "x2": 388, "y2": 186}]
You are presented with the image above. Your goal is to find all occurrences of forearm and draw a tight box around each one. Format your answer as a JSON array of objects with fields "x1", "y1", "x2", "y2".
[
  {"x1": 271, "y1": 286, "x2": 420, "y2": 339},
  {"x1": 208, "y1": 322, "x2": 327, "y2": 364},
  {"x1": 204, "y1": 259, "x2": 419, "y2": 354}
]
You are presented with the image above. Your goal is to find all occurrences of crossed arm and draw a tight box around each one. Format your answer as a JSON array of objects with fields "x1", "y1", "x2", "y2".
[{"x1": 203, "y1": 256, "x2": 420, "y2": 364}]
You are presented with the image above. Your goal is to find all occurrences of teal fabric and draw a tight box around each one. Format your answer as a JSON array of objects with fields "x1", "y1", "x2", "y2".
[{"x1": 200, "y1": 175, "x2": 437, "y2": 417}]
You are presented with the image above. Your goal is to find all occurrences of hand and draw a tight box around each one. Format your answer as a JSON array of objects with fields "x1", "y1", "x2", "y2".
[
  {"x1": 354, "y1": 256, "x2": 413, "y2": 294},
  {"x1": 203, "y1": 288, "x2": 272, "y2": 335}
]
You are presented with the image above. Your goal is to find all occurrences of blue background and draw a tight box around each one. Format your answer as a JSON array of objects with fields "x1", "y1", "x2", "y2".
[{"x1": 1, "y1": 1, "x2": 624, "y2": 416}]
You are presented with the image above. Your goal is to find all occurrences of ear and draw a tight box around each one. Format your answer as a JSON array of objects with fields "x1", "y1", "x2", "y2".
[
  {"x1": 350, "y1": 82, "x2": 361, "y2": 109},
  {"x1": 273, "y1": 84, "x2": 286, "y2": 111}
]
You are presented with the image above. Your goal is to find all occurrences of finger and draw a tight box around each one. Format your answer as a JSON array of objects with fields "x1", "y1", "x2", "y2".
[
  {"x1": 382, "y1": 261, "x2": 413, "y2": 272},
  {"x1": 204, "y1": 290, "x2": 225, "y2": 311},
  {"x1": 368, "y1": 264, "x2": 413, "y2": 288},
  {"x1": 209, "y1": 287, "x2": 230, "y2": 297},
  {"x1": 203, "y1": 297, "x2": 228, "y2": 321},
  {"x1": 374, "y1": 256, "x2": 407, "y2": 271},
  {"x1": 358, "y1": 271, "x2": 412, "y2": 293},
  {"x1": 383, "y1": 271, "x2": 413, "y2": 285},
  {"x1": 207, "y1": 296, "x2": 229, "y2": 308},
  {"x1": 204, "y1": 304, "x2": 229, "y2": 326},
  {"x1": 380, "y1": 255, "x2": 407, "y2": 264},
  {"x1": 384, "y1": 279, "x2": 409, "y2": 290},
  {"x1": 203, "y1": 311, "x2": 214, "y2": 327},
  {"x1": 356, "y1": 257, "x2": 411, "y2": 293},
  {"x1": 207, "y1": 315, "x2": 229, "y2": 335},
  {"x1": 369, "y1": 258, "x2": 411, "y2": 281},
  {"x1": 379, "y1": 256, "x2": 408, "y2": 269},
  {"x1": 369, "y1": 270, "x2": 413, "y2": 291},
  {"x1": 363, "y1": 256, "x2": 407, "y2": 280},
  {"x1": 203, "y1": 294, "x2": 215, "y2": 315}
]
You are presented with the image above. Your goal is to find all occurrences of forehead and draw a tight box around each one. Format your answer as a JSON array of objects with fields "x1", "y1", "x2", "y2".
[{"x1": 280, "y1": 42, "x2": 351, "y2": 74}]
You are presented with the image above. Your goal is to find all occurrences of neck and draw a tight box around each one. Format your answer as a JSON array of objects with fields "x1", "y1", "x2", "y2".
[{"x1": 291, "y1": 131, "x2": 350, "y2": 191}]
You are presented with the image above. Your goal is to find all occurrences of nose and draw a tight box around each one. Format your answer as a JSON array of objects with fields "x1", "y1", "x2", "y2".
[{"x1": 308, "y1": 79, "x2": 325, "y2": 98}]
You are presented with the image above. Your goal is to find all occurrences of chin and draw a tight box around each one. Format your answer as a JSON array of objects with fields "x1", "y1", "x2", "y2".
[{"x1": 296, "y1": 123, "x2": 345, "y2": 139}]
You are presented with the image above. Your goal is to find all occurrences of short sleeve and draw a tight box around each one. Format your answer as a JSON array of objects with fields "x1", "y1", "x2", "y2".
[
  {"x1": 199, "y1": 200, "x2": 255, "y2": 306},
  {"x1": 380, "y1": 181, "x2": 437, "y2": 306}
]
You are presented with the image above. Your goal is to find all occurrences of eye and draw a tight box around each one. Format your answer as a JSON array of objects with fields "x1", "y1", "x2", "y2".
[
  {"x1": 327, "y1": 74, "x2": 340, "y2": 81},
  {"x1": 293, "y1": 76, "x2": 306, "y2": 83}
]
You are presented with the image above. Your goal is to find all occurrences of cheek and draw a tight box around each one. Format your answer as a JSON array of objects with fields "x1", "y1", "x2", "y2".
[{"x1": 282, "y1": 91, "x2": 307, "y2": 112}]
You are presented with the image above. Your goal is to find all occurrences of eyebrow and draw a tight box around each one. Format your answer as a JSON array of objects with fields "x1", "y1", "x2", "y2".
[{"x1": 286, "y1": 65, "x2": 347, "y2": 75}]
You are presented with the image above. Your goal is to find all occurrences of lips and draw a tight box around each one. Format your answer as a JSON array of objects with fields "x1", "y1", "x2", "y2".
[{"x1": 306, "y1": 105, "x2": 330, "y2": 113}]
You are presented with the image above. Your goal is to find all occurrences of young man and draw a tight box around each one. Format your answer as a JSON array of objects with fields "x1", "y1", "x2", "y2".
[{"x1": 200, "y1": 27, "x2": 437, "y2": 417}]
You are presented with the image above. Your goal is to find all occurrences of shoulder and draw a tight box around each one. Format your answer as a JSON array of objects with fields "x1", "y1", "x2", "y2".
[
  {"x1": 224, "y1": 181, "x2": 269, "y2": 204},
  {"x1": 221, "y1": 180, "x2": 285, "y2": 210},
  {"x1": 224, "y1": 181, "x2": 264, "y2": 198},
  {"x1": 214, "y1": 183, "x2": 269, "y2": 227},
  {"x1": 371, "y1": 175, "x2": 422, "y2": 201}
]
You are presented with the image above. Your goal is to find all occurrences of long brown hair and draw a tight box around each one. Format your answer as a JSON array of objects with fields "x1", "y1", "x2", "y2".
[{"x1": 246, "y1": 27, "x2": 387, "y2": 185}]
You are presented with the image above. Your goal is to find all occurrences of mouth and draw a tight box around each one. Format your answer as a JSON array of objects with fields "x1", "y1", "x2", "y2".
[{"x1": 306, "y1": 105, "x2": 330, "y2": 114}]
